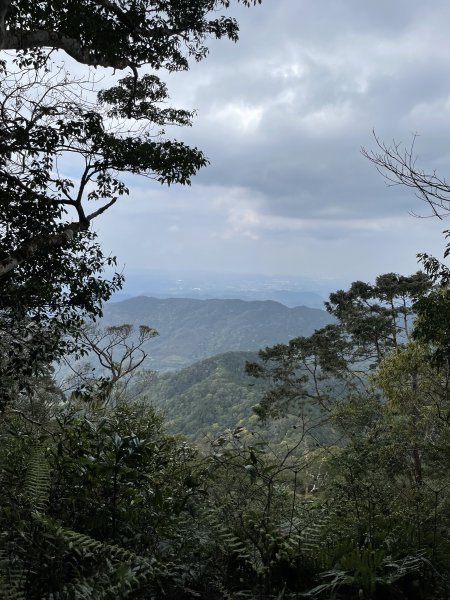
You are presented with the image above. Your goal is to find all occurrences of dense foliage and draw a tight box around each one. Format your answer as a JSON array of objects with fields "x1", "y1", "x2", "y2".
[{"x1": 139, "y1": 351, "x2": 333, "y2": 448}]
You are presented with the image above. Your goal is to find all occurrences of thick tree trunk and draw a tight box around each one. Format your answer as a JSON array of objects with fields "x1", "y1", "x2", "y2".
[{"x1": 2, "y1": 29, "x2": 129, "y2": 68}]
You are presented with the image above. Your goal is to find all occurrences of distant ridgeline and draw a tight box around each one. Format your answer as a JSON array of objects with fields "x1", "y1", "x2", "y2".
[{"x1": 101, "y1": 296, "x2": 334, "y2": 372}]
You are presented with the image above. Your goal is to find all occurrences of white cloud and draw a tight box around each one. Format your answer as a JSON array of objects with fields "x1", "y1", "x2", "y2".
[{"x1": 211, "y1": 102, "x2": 265, "y2": 133}]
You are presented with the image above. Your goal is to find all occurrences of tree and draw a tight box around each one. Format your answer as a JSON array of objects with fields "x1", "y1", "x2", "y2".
[
  {"x1": 0, "y1": 0, "x2": 262, "y2": 276},
  {"x1": 325, "y1": 272, "x2": 431, "y2": 360},
  {"x1": 247, "y1": 272, "x2": 432, "y2": 421},
  {"x1": 64, "y1": 322, "x2": 159, "y2": 403},
  {"x1": 0, "y1": 0, "x2": 262, "y2": 406}
]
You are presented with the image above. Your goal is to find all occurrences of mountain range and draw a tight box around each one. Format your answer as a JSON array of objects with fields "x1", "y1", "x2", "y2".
[
  {"x1": 108, "y1": 269, "x2": 337, "y2": 309},
  {"x1": 101, "y1": 296, "x2": 334, "y2": 371}
]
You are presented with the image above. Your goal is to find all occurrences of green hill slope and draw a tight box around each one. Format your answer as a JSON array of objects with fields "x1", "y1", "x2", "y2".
[
  {"x1": 140, "y1": 351, "x2": 332, "y2": 445},
  {"x1": 141, "y1": 351, "x2": 264, "y2": 438}
]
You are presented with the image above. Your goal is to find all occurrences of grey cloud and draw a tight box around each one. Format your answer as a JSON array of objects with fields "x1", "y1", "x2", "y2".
[
  {"x1": 96, "y1": 0, "x2": 450, "y2": 281},
  {"x1": 165, "y1": 1, "x2": 450, "y2": 226}
]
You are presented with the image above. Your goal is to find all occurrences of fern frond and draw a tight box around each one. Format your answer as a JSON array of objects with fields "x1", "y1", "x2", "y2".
[
  {"x1": 24, "y1": 446, "x2": 50, "y2": 514},
  {"x1": 54, "y1": 525, "x2": 155, "y2": 567},
  {"x1": 54, "y1": 563, "x2": 146, "y2": 600},
  {"x1": 37, "y1": 517, "x2": 160, "y2": 598},
  {"x1": 0, "y1": 447, "x2": 51, "y2": 600}
]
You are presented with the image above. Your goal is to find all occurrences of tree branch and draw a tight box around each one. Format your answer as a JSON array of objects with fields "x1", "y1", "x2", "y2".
[
  {"x1": 86, "y1": 197, "x2": 117, "y2": 221},
  {"x1": 0, "y1": 221, "x2": 87, "y2": 277},
  {"x1": 362, "y1": 132, "x2": 450, "y2": 219},
  {"x1": 2, "y1": 25, "x2": 184, "y2": 69},
  {"x1": 2, "y1": 30, "x2": 130, "y2": 69}
]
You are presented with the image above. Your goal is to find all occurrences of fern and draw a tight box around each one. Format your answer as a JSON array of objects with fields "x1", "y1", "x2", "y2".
[
  {"x1": 1, "y1": 446, "x2": 160, "y2": 600},
  {"x1": 24, "y1": 446, "x2": 50, "y2": 514},
  {"x1": 0, "y1": 536, "x2": 25, "y2": 600},
  {"x1": 202, "y1": 506, "x2": 252, "y2": 563},
  {"x1": 296, "y1": 506, "x2": 336, "y2": 569},
  {"x1": 49, "y1": 564, "x2": 147, "y2": 600},
  {"x1": 38, "y1": 518, "x2": 164, "y2": 598},
  {"x1": 303, "y1": 550, "x2": 432, "y2": 599},
  {"x1": 0, "y1": 446, "x2": 51, "y2": 599}
]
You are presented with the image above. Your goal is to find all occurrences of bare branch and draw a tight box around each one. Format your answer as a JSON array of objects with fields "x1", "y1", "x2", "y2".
[{"x1": 362, "y1": 131, "x2": 450, "y2": 219}]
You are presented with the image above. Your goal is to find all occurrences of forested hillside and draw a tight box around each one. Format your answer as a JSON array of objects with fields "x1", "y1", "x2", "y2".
[
  {"x1": 142, "y1": 351, "x2": 334, "y2": 445},
  {"x1": 142, "y1": 351, "x2": 262, "y2": 437},
  {"x1": 100, "y1": 296, "x2": 333, "y2": 370}
]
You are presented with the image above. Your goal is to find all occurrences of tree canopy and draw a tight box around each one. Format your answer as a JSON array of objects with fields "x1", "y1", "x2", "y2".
[
  {"x1": 247, "y1": 271, "x2": 433, "y2": 420},
  {"x1": 0, "y1": 0, "x2": 261, "y2": 69},
  {"x1": 0, "y1": 0, "x2": 262, "y2": 406}
]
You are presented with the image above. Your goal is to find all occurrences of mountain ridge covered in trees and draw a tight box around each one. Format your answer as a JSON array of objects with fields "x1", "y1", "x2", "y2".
[{"x1": 98, "y1": 296, "x2": 334, "y2": 370}]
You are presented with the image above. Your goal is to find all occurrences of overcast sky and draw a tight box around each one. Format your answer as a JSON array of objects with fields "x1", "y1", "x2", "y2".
[{"x1": 96, "y1": 0, "x2": 450, "y2": 287}]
